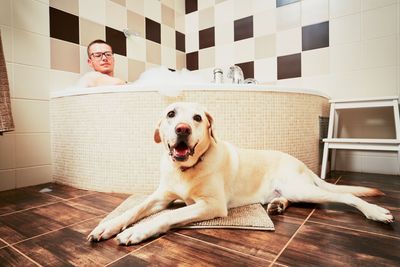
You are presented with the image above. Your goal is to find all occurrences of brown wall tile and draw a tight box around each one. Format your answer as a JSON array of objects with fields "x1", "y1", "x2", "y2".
[
  {"x1": 106, "y1": 27, "x2": 126, "y2": 56},
  {"x1": 176, "y1": 31, "x2": 185, "y2": 52},
  {"x1": 79, "y1": 18, "x2": 105, "y2": 47},
  {"x1": 234, "y1": 16, "x2": 253, "y2": 42},
  {"x1": 236, "y1": 61, "x2": 254, "y2": 79},
  {"x1": 199, "y1": 27, "x2": 215, "y2": 49},
  {"x1": 186, "y1": 51, "x2": 198, "y2": 71},
  {"x1": 302, "y1": 21, "x2": 329, "y2": 51},
  {"x1": 145, "y1": 18, "x2": 161, "y2": 44},
  {"x1": 50, "y1": 0, "x2": 79, "y2": 16},
  {"x1": 277, "y1": 53, "x2": 301, "y2": 79},
  {"x1": 51, "y1": 38, "x2": 80, "y2": 73},
  {"x1": 185, "y1": 0, "x2": 198, "y2": 14},
  {"x1": 49, "y1": 7, "x2": 79, "y2": 44},
  {"x1": 127, "y1": 11, "x2": 145, "y2": 39}
]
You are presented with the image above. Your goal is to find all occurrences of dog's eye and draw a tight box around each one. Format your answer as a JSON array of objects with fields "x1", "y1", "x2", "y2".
[
  {"x1": 193, "y1": 114, "x2": 202, "y2": 122},
  {"x1": 167, "y1": 110, "x2": 175, "y2": 118}
]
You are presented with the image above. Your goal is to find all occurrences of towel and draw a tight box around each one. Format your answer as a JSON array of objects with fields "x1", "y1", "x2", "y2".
[{"x1": 0, "y1": 31, "x2": 14, "y2": 134}]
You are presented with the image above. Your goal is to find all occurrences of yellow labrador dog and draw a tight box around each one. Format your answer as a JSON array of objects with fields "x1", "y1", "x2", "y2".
[{"x1": 88, "y1": 102, "x2": 394, "y2": 245}]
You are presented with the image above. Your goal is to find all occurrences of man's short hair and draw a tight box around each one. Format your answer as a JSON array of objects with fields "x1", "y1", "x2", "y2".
[{"x1": 87, "y1": 39, "x2": 113, "y2": 57}]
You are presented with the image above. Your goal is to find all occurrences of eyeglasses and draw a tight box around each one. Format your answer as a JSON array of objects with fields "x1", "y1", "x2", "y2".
[{"x1": 90, "y1": 51, "x2": 114, "y2": 60}]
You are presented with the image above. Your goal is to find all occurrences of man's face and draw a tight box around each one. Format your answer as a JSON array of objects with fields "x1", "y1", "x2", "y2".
[{"x1": 87, "y1": 43, "x2": 115, "y2": 76}]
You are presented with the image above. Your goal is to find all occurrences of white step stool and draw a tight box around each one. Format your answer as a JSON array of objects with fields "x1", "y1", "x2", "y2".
[{"x1": 321, "y1": 96, "x2": 400, "y2": 179}]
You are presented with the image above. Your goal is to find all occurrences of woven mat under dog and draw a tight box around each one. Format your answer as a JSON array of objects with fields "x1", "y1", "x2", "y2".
[{"x1": 133, "y1": 203, "x2": 275, "y2": 231}]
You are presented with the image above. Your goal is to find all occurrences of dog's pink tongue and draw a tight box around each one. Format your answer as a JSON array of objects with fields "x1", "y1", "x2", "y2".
[{"x1": 174, "y1": 148, "x2": 189, "y2": 157}]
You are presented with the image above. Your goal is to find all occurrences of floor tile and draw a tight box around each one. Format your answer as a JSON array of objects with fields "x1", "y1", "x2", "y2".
[
  {"x1": 176, "y1": 215, "x2": 302, "y2": 261},
  {"x1": 68, "y1": 192, "x2": 129, "y2": 213},
  {"x1": 276, "y1": 221, "x2": 400, "y2": 266},
  {"x1": 14, "y1": 218, "x2": 141, "y2": 267},
  {"x1": 0, "y1": 201, "x2": 101, "y2": 244},
  {"x1": 0, "y1": 188, "x2": 58, "y2": 215},
  {"x1": 23, "y1": 182, "x2": 91, "y2": 200},
  {"x1": 0, "y1": 246, "x2": 38, "y2": 266},
  {"x1": 115, "y1": 233, "x2": 271, "y2": 266}
]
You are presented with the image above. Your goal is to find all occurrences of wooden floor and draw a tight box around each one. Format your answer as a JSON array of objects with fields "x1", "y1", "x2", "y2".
[{"x1": 0, "y1": 171, "x2": 399, "y2": 266}]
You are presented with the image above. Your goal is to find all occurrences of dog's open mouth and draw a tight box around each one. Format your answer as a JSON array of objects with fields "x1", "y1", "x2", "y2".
[{"x1": 169, "y1": 141, "x2": 196, "y2": 161}]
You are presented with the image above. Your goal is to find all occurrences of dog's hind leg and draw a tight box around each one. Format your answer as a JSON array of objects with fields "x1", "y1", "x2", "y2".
[
  {"x1": 267, "y1": 197, "x2": 289, "y2": 215},
  {"x1": 281, "y1": 184, "x2": 394, "y2": 223}
]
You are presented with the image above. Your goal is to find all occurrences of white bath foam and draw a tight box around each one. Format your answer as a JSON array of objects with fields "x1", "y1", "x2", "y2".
[{"x1": 132, "y1": 66, "x2": 208, "y2": 97}]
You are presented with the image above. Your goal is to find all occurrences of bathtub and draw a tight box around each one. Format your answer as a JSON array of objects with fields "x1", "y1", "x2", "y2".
[{"x1": 50, "y1": 84, "x2": 330, "y2": 193}]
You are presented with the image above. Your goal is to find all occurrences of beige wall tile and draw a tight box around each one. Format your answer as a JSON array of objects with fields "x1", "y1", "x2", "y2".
[
  {"x1": 215, "y1": 22, "x2": 233, "y2": 45},
  {"x1": 199, "y1": 47, "x2": 215, "y2": 69},
  {"x1": 79, "y1": 46, "x2": 92, "y2": 75},
  {"x1": 175, "y1": 13, "x2": 185, "y2": 33},
  {"x1": 362, "y1": 0, "x2": 397, "y2": 11},
  {"x1": 49, "y1": 69, "x2": 80, "y2": 91},
  {"x1": 146, "y1": 40, "x2": 161, "y2": 65},
  {"x1": 128, "y1": 58, "x2": 145, "y2": 81},
  {"x1": 162, "y1": 4, "x2": 175, "y2": 28},
  {"x1": 80, "y1": 18, "x2": 105, "y2": 47},
  {"x1": 51, "y1": 38, "x2": 80, "y2": 73},
  {"x1": 186, "y1": 31, "x2": 199, "y2": 53},
  {"x1": 362, "y1": 35, "x2": 397, "y2": 69},
  {"x1": 330, "y1": 14, "x2": 361, "y2": 45},
  {"x1": 127, "y1": 0, "x2": 144, "y2": 15},
  {"x1": 144, "y1": 0, "x2": 162, "y2": 23},
  {"x1": 161, "y1": 25, "x2": 175, "y2": 49},
  {"x1": 15, "y1": 133, "x2": 51, "y2": 168},
  {"x1": 111, "y1": 0, "x2": 126, "y2": 7},
  {"x1": 161, "y1": 0, "x2": 174, "y2": 10},
  {"x1": 276, "y1": 27, "x2": 301, "y2": 56},
  {"x1": 329, "y1": 0, "x2": 361, "y2": 18},
  {"x1": 215, "y1": 0, "x2": 234, "y2": 26},
  {"x1": 0, "y1": 26, "x2": 12, "y2": 62},
  {"x1": 127, "y1": 11, "x2": 145, "y2": 39},
  {"x1": 276, "y1": 2, "x2": 301, "y2": 31},
  {"x1": 175, "y1": 0, "x2": 185, "y2": 15},
  {"x1": 255, "y1": 34, "x2": 276, "y2": 59},
  {"x1": 362, "y1": 5, "x2": 397, "y2": 40},
  {"x1": 0, "y1": 0, "x2": 12, "y2": 26},
  {"x1": 16, "y1": 165, "x2": 52, "y2": 188},
  {"x1": 13, "y1": 29, "x2": 50, "y2": 68},
  {"x1": 13, "y1": 64, "x2": 50, "y2": 100},
  {"x1": 176, "y1": 51, "x2": 185, "y2": 70},
  {"x1": 0, "y1": 133, "x2": 15, "y2": 170},
  {"x1": 254, "y1": 9, "x2": 276, "y2": 37},
  {"x1": 198, "y1": 0, "x2": 214, "y2": 10},
  {"x1": 161, "y1": 46, "x2": 176, "y2": 69},
  {"x1": 106, "y1": 0, "x2": 127, "y2": 30},
  {"x1": 12, "y1": 99, "x2": 50, "y2": 133},
  {"x1": 330, "y1": 42, "x2": 362, "y2": 73},
  {"x1": 302, "y1": 0, "x2": 329, "y2": 26},
  {"x1": 79, "y1": 0, "x2": 106, "y2": 25},
  {"x1": 302, "y1": 47, "x2": 330, "y2": 76},
  {"x1": 0, "y1": 170, "x2": 15, "y2": 191},
  {"x1": 185, "y1": 11, "x2": 199, "y2": 33},
  {"x1": 254, "y1": 57, "x2": 277, "y2": 83},
  {"x1": 199, "y1": 7, "x2": 214, "y2": 30},
  {"x1": 13, "y1": 0, "x2": 49, "y2": 36},
  {"x1": 127, "y1": 36, "x2": 146, "y2": 61},
  {"x1": 234, "y1": 38, "x2": 254, "y2": 63},
  {"x1": 50, "y1": 0, "x2": 79, "y2": 16},
  {"x1": 114, "y1": 53, "x2": 128, "y2": 81}
]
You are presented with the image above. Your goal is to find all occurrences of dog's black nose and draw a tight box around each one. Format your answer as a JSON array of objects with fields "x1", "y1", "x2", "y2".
[{"x1": 175, "y1": 123, "x2": 191, "y2": 136}]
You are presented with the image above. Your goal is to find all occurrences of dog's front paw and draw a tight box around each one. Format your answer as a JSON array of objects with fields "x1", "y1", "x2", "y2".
[
  {"x1": 365, "y1": 205, "x2": 394, "y2": 223},
  {"x1": 87, "y1": 218, "x2": 128, "y2": 242},
  {"x1": 115, "y1": 225, "x2": 150, "y2": 245}
]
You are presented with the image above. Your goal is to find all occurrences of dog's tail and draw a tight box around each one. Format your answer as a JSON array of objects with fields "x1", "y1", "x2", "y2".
[{"x1": 309, "y1": 170, "x2": 384, "y2": 197}]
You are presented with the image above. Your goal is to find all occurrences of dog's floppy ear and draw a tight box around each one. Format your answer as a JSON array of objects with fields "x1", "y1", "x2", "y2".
[
  {"x1": 205, "y1": 111, "x2": 216, "y2": 142},
  {"x1": 154, "y1": 120, "x2": 162, "y2": 143}
]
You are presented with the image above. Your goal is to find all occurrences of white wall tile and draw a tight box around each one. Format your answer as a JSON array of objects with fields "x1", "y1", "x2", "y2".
[
  {"x1": 79, "y1": 0, "x2": 106, "y2": 25},
  {"x1": 329, "y1": 0, "x2": 361, "y2": 18},
  {"x1": 114, "y1": 54, "x2": 128, "y2": 82},
  {"x1": 126, "y1": 36, "x2": 146, "y2": 61},
  {"x1": 13, "y1": 64, "x2": 50, "y2": 100},
  {"x1": 144, "y1": 0, "x2": 162, "y2": 23},
  {"x1": 215, "y1": 22, "x2": 233, "y2": 46},
  {"x1": 175, "y1": 13, "x2": 185, "y2": 33},
  {"x1": 185, "y1": 11, "x2": 199, "y2": 33},
  {"x1": 13, "y1": 0, "x2": 49, "y2": 36},
  {"x1": 15, "y1": 134, "x2": 51, "y2": 168},
  {"x1": 0, "y1": 133, "x2": 15, "y2": 170},
  {"x1": 215, "y1": 0, "x2": 234, "y2": 26},
  {"x1": 13, "y1": 29, "x2": 50, "y2": 68},
  {"x1": 174, "y1": 0, "x2": 185, "y2": 15},
  {"x1": 362, "y1": 5, "x2": 397, "y2": 40},
  {"x1": 254, "y1": 9, "x2": 276, "y2": 37},
  {"x1": 253, "y1": 0, "x2": 275, "y2": 13},
  {"x1": 330, "y1": 13, "x2": 361, "y2": 45},
  {"x1": 49, "y1": 69, "x2": 80, "y2": 91},
  {"x1": 0, "y1": 0, "x2": 12, "y2": 26},
  {"x1": 127, "y1": 0, "x2": 144, "y2": 15},
  {"x1": 276, "y1": 2, "x2": 301, "y2": 31},
  {"x1": 276, "y1": 27, "x2": 301, "y2": 56},
  {"x1": 0, "y1": 169, "x2": 15, "y2": 191},
  {"x1": 234, "y1": 0, "x2": 253, "y2": 19},
  {"x1": 161, "y1": 45, "x2": 176, "y2": 69},
  {"x1": 161, "y1": 25, "x2": 175, "y2": 49},
  {"x1": 362, "y1": 35, "x2": 397, "y2": 69},
  {"x1": 12, "y1": 99, "x2": 50, "y2": 133},
  {"x1": 215, "y1": 44, "x2": 234, "y2": 69},
  {"x1": 106, "y1": 0, "x2": 127, "y2": 30},
  {"x1": 255, "y1": 57, "x2": 277, "y2": 83},
  {"x1": 234, "y1": 38, "x2": 255, "y2": 63},
  {"x1": 362, "y1": 0, "x2": 398, "y2": 11},
  {"x1": 330, "y1": 42, "x2": 362, "y2": 73},
  {"x1": 199, "y1": 47, "x2": 215, "y2": 69},
  {"x1": 16, "y1": 165, "x2": 52, "y2": 188},
  {"x1": 301, "y1": 0, "x2": 329, "y2": 26},
  {"x1": 302, "y1": 47, "x2": 330, "y2": 76},
  {"x1": 198, "y1": 0, "x2": 214, "y2": 10},
  {"x1": 186, "y1": 31, "x2": 199, "y2": 53}
]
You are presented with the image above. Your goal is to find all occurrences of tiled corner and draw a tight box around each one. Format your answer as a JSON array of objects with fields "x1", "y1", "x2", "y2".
[
  {"x1": 128, "y1": 58, "x2": 145, "y2": 81},
  {"x1": 51, "y1": 38, "x2": 80, "y2": 73},
  {"x1": 79, "y1": 18, "x2": 105, "y2": 47},
  {"x1": 162, "y1": 46, "x2": 177, "y2": 70},
  {"x1": 176, "y1": 50, "x2": 186, "y2": 70}
]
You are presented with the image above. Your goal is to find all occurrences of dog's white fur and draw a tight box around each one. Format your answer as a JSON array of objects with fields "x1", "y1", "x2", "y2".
[{"x1": 88, "y1": 102, "x2": 394, "y2": 245}]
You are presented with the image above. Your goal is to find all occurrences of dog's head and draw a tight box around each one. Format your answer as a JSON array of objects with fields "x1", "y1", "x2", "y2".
[{"x1": 154, "y1": 102, "x2": 215, "y2": 164}]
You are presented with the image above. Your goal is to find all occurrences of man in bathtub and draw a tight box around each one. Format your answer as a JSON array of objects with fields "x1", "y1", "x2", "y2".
[{"x1": 78, "y1": 39, "x2": 126, "y2": 88}]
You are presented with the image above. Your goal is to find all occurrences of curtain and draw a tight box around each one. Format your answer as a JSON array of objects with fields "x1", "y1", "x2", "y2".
[{"x1": 0, "y1": 31, "x2": 14, "y2": 134}]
